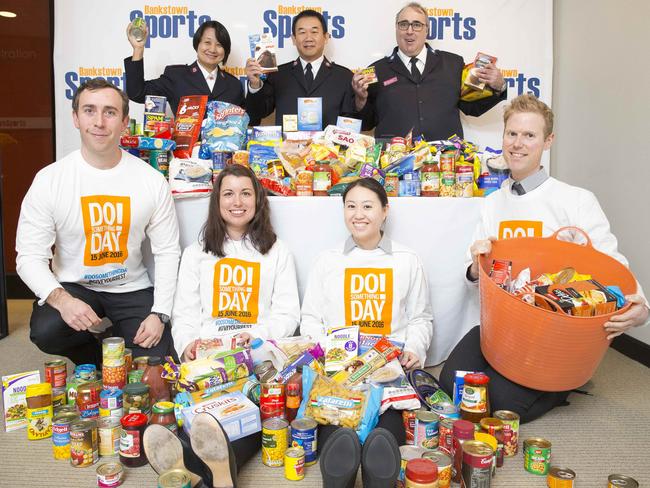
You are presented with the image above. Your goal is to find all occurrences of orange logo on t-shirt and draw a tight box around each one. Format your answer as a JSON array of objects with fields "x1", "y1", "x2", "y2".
[
  {"x1": 344, "y1": 268, "x2": 393, "y2": 335},
  {"x1": 81, "y1": 195, "x2": 131, "y2": 266},
  {"x1": 212, "y1": 258, "x2": 260, "y2": 324},
  {"x1": 498, "y1": 220, "x2": 543, "y2": 240}
]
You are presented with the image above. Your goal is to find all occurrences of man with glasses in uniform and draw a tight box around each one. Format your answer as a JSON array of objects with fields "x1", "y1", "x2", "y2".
[{"x1": 352, "y1": 2, "x2": 507, "y2": 140}]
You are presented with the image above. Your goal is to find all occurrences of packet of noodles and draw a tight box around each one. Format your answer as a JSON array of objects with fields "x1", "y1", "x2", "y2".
[
  {"x1": 173, "y1": 95, "x2": 207, "y2": 158},
  {"x1": 331, "y1": 337, "x2": 401, "y2": 386}
]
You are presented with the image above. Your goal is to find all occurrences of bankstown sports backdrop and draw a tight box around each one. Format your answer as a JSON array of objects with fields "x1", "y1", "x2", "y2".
[{"x1": 53, "y1": 0, "x2": 552, "y2": 158}]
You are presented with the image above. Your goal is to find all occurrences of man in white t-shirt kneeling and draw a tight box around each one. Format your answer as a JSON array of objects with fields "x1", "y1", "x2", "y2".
[{"x1": 16, "y1": 78, "x2": 181, "y2": 367}]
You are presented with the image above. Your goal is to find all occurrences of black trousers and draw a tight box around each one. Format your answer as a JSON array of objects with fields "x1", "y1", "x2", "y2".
[
  {"x1": 439, "y1": 326, "x2": 570, "y2": 424},
  {"x1": 29, "y1": 282, "x2": 173, "y2": 367},
  {"x1": 318, "y1": 408, "x2": 406, "y2": 449}
]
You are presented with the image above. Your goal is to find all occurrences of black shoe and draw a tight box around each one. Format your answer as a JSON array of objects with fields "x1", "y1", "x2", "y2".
[
  {"x1": 361, "y1": 428, "x2": 400, "y2": 488},
  {"x1": 319, "y1": 428, "x2": 361, "y2": 488},
  {"x1": 143, "y1": 424, "x2": 203, "y2": 487},
  {"x1": 190, "y1": 413, "x2": 237, "y2": 488}
]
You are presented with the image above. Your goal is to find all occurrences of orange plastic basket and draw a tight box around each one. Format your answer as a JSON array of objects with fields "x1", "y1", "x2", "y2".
[{"x1": 478, "y1": 227, "x2": 637, "y2": 392}]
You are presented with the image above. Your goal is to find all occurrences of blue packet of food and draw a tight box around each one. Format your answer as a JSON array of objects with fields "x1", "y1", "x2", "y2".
[
  {"x1": 606, "y1": 286, "x2": 626, "y2": 308},
  {"x1": 247, "y1": 141, "x2": 279, "y2": 176},
  {"x1": 199, "y1": 101, "x2": 250, "y2": 158}
]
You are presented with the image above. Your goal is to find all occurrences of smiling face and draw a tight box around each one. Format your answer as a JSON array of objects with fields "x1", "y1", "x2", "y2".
[
  {"x1": 502, "y1": 111, "x2": 555, "y2": 181},
  {"x1": 72, "y1": 87, "x2": 127, "y2": 166},
  {"x1": 344, "y1": 185, "x2": 388, "y2": 249},
  {"x1": 196, "y1": 27, "x2": 225, "y2": 71},
  {"x1": 292, "y1": 15, "x2": 329, "y2": 62},
  {"x1": 219, "y1": 175, "x2": 256, "y2": 239},
  {"x1": 395, "y1": 6, "x2": 428, "y2": 58}
]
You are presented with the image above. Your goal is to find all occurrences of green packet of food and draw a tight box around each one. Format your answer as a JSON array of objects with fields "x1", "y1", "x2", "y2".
[{"x1": 427, "y1": 388, "x2": 452, "y2": 406}]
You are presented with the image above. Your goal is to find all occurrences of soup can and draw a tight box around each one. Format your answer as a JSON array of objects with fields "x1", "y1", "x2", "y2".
[
  {"x1": 158, "y1": 468, "x2": 192, "y2": 488},
  {"x1": 402, "y1": 410, "x2": 418, "y2": 445},
  {"x1": 290, "y1": 418, "x2": 317, "y2": 465},
  {"x1": 260, "y1": 383, "x2": 285, "y2": 421},
  {"x1": 98, "y1": 417, "x2": 121, "y2": 457},
  {"x1": 548, "y1": 466, "x2": 576, "y2": 487},
  {"x1": 70, "y1": 419, "x2": 98, "y2": 467},
  {"x1": 96, "y1": 462, "x2": 124, "y2": 487},
  {"x1": 45, "y1": 359, "x2": 68, "y2": 388},
  {"x1": 438, "y1": 417, "x2": 455, "y2": 454},
  {"x1": 261, "y1": 418, "x2": 289, "y2": 467},
  {"x1": 461, "y1": 440, "x2": 493, "y2": 488},
  {"x1": 284, "y1": 447, "x2": 305, "y2": 481},
  {"x1": 523, "y1": 437, "x2": 551, "y2": 475},
  {"x1": 414, "y1": 410, "x2": 439, "y2": 450}
]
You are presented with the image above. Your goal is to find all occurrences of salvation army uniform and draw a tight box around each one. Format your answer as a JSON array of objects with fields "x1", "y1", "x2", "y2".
[
  {"x1": 123, "y1": 57, "x2": 245, "y2": 115},
  {"x1": 16, "y1": 149, "x2": 180, "y2": 365},
  {"x1": 360, "y1": 45, "x2": 506, "y2": 140},
  {"x1": 245, "y1": 56, "x2": 356, "y2": 128},
  {"x1": 299, "y1": 235, "x2": 433, "y2": 366},
  {"x1": 171, "y1": 237, "x2": 300, "y2": 359}
]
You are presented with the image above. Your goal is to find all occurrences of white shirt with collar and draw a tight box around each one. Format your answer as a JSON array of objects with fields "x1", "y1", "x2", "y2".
[
  {"x1": 397, "y1": 47, "x2": 427, "y2": 75},
  {"x1": 197, "y1": 62, "x2": 218, "y2": 92},
  {"x1": 248, "y1": 55, "x2": 326, "y2": 94}
]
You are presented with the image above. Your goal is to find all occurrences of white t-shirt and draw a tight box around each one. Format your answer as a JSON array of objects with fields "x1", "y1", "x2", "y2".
[
  {"x1": 16, "y1": 149, "x2": 180, "y2": 315},
  {"x1": 172, "y1": 237, "x2": 300, "y2": 358}
]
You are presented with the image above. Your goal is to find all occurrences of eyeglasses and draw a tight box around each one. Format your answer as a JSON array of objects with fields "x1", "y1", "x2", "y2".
[{"x1": 396, "y1": 20, "x2": 426, "y2": 32}]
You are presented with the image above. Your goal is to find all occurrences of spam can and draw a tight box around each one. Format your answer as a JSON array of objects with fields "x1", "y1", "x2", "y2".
[
  {"x1": 284, "y1": 447, "x2": 305, "y2": 481},
  {"x1": 547, "y1": 466, "x2": 576, "y2": 487},
  {"x1": 524, "y1": 437, "x2": 551, "y2": 475},
  {"x1": 290, "y1": 418, "x2": 317, "y2": 465},
  {"x1": 158, "y1": 468, "x2": 192, "y2": 487},
  {"x1": 261, "y1": 418, "x2": 289, "y2": 467},
  {"x1": 608, "y1": 474, "x2": 639, "y2": 488}
]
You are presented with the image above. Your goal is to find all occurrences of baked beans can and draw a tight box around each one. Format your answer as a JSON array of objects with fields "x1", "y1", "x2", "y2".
[
  {"x1": 422, "y1": 449, "x2": 452, "y2": 488},
  {"x1": 149, "y1": 150, "x2": 169, "y2": 176},
  {"x1": 547, "y1": 466, "x2": 576, "y2": 487},
  {"x1": 397, "y1": 445, "x2": 426, "y2": 488},
  {"x1": 233, "y1": 150, "x2": 250, "y2": 167},
  {"x1": 100, "y1": 389, "x2": 123, "y2": 411},
  {"x1": 284, "y1": 447, "x2": 305, "y2": 481},
  {"x1": 158, "y1": 468, "x2": 192, "y2": 488},
  {"x1": 261, "y1": 417, "x2": 289, "y2": 467},
  {"x1": 102, "y1": 338, "x2": 125, "y2": 365},
  {"x1": 290, "y1": 418, "x2": 318, "y2": 465},
  {"x1": 98, "y1": 417, "x2": 121, "y2": 457},
  {"x1": 52, "y1": 410, "x2": 79, "y2": 460},
  {"x1": 430, "y1": 401, "x2": 460, "y2": 420},
  {"x1": 414, "y1": 410, "x2": 440, "y2": 450},
  {"x1": 608, "y1": 474, "x2": 639, "y2": 488},
  {"x1": 260, "y1": 383, "x2": 285, "y2": 421},
  {"x1": 70, "y1": 419, "x2": 98, "y2": 467},
  {"x1": 493, "y1": 410, "x2": 519, "y2": 456},
  {"x1": 52, "y1": 387, "x2": 67, "y2": 408},
  {"x1": 295, "y1": 170, "x2": 314, "y2": 196},
  {"x1": 402, "y1": 410, "x2": 418, "y2": 445},
  {"x1": 523, "y1": 437, "x2": 551, "y2": 475},
  {"x1": 96, "y1": 462, "x2": 124, "y2": 487},
  {"x1": 461, "y1": 440, "x2": 493, "y2": 488},
  {"x1": 438, "y1": 417, "x2": 455, "y2": 455},
  {"x1": 103, "y1": 364, "x2": 127, "y2": 391},
  {"x1": 45, "y1": 359, "x2": 68, "y2": 388}
]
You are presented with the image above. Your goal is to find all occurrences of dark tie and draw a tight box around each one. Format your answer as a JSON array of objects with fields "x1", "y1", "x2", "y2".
[
  {"x1": 410, "y1": 57, "x2": 421, "y2": 83},
  {"x1": 305, "y1": 63, "x2": 314, "y2": 89},
  {"x1": 512, "y1": 182, "x2": 525, "y2": 195}
]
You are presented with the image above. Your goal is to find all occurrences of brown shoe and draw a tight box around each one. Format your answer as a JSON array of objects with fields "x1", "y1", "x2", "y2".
[
  {"x1": 190, "y1": 413, "x2": 237, "y2": 488},
  {"x1": 143, "y1": 424, "x2": 203, "y2": 487}
]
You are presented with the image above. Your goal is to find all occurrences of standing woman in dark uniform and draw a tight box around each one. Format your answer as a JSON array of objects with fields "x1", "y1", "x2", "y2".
[{"x1": 123, "y1": 19, "x2": 244, "y2": 115}]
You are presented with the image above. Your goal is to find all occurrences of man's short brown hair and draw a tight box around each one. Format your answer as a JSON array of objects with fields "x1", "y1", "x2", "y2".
[
  {"x1": 503, "y1": 93, "x2": 554, "y2": 138},
  {"x1": 71, "y1": 78, "x2": 130, "y2": 118}
]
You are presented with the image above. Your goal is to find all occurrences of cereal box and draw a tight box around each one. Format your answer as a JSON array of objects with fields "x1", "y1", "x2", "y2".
[
  {"x1": 325, "y1": 326, "x2": 359, "y2": 374},
  {"x1": 2, "y1": 370, "x2": 41, "y2": 432}
]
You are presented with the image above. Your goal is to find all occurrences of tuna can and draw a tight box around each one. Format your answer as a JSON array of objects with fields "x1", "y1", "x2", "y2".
[
  {"x1": 290, "y1": 418, "x2": 318, "y2": 465},
  {"x1": 548, "y1": 466, "x2": 576, "y2": 487},
  {"x1": 422, "y1": 449, "x2": 452, "y2": 488},
  {"x1": 52, "y1": 410, "x2": 79, "y2": 460},
  {"x1": 438, "y1": 417, "x2": 455, "y2": 454},
  {"x1": 70, "y1": 418, "x2": 98, "y2": 467},
  {"x1": 284, "y1": 447, "x2": 305, "y2": 481},
  {"x1": 461, "y1": 440, "x2": 493, "y2": 488},
  {"x1": 45, "y1": 359, "x2": 68, "y2": 388},
  {"x1": 494, "y1": 410, "x2": 520, "y2": 456},
  {"x1": 523, "y1": 437, "x2": 551, "y2": 476},
  {"x1": 261, "y1": 417, "x2": 289, "y2": 467},
  {"x1": 414, "y1": 410, "x2": 439, "y2": 450},
  {"x1": 98, "y1": 417, "x2": 121, "y2": 457},
  {"x1": 158, "y1": 468, "x2": 192, "y2": 487},
  {"x1": 430, "y1": 401, "x2": 460, "y2": 420},
  {"x1": 608, "y1": 474, "x2": 639, "y2": 487},
  {"x1": 397, "y1": 445, "x2": 426, "y2": 488},
  {"x1": 96, "y1": 462, "x2": 124, "y2": 487}
]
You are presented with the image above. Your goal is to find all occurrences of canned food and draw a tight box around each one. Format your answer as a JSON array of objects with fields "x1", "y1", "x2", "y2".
[
  {"x1": 70, "y1": 419, "x2": 98, "y2": 467},
  {"x1": 430, "y1": 401, "x2": 460, "y2": 420},
  {"x1": 608, "y1": 474, "x2": 639, "y2": 487},
  {"x1": 384, "y1": 173, "x2": 399, "y2": 197},
  {"x1": 98, "y1": 417, "x2": 121, "y2": 457},
  {"x1": 260, "y1": 383, "x2": 285, "y2": 421},
  {"x1": 267, "y1": 160, "x2": 285, "y2": 178},
  {"x1": 290, "y1": 418, "x2": 318, "y2": 465},
  {"x1": 75, "y1": 364, "x2": 98, "y2": 382},
  {"x1": 53, "y1": 410, "x2": 79, "y2": 460},
  {"x1": 52, "y1": 387, "x2": 67, "y2": 408},
  {"x1": 295, "y1": 170, "x2": 314, "y2": 196},
  {"x1": 99, "y1": 407, "x2": 125, "y2": 420},
  {"x1": 45, "y1": 359, "x2": 68, "y2": 388},
  {"x1": 102, "y1": 338, "x2": 125, "y2": 366},
  {"x1": 66, "y1": 376, "x2": 84, "y2": 405},
  {"x1": 233, "y1": 150, "x2": 249, "y2": 167},
  {"x1": 261, "y1": 418, "x2": 289, "y2": 467},
  {"x1": 493, "y1": 410, "x2": 519, "y2": 456},
  {"x1": 284, "y1": 447, "x2": 305, "y2": 481},
  {"x1": 422, "y1": 449, "x2": 452, "y2": 488},
  {"x1": 397, "y1": 445, "x2": 426, "y2": 488},
  {"x1": 402, "y1": 410, "x2": 418, "y2": 445},
  {"x1": 96, "y1": 462, "x2": 124, "y2": 487},
  {"x1": 123, "y1": 349, "x2": 133, "y2": 372},
  {"x1": 414, "y1": 410, "x2": 439, "y2": 450},
  {"x1": 461, "y1": 440, "x2": 493, "y2": 488},
  {"x1": 103, "y1": 364, "x2": 127, "y2": 391},
  {"x1": 440, "y1": 152, "x2": 455, "y2": 172},
  {"x1": 242, "y1": 377, "x2": 261, "y2": 404},
  {"x1": 524, "y1": 437, "x2": 551, "y2": 476},
  {"x1": 438, "y1": 417, "x2": 454, "y2": 454},
  {"x1": 548, "y1": 466, "x2": 576, "y2": 487},
  {"x1": 77, "y1": 381, "x2": 102, "y2": 419},
  {"x1": 100, "y1": 389, "x2": 123, "y2": 411},
  {"x1": 158, "y1": 468, "x2": 192, "y2": 488},
  {"x1": 128, "y1": 369, "x2": 144, "y2": 384}
]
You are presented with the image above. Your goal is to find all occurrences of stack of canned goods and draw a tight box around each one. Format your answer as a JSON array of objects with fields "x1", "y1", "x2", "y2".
[{"x1": 261, "y1": 417, "x2": 318, "y2": 481}]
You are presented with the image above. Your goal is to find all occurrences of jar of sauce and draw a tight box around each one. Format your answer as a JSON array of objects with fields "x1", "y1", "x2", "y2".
[
  {"x1": 150, "y1": 401, "x2": 178, "y2": 433},
  {"x1": 460, "y1": 373, "x2": 490, "y2": 423},
  {"x1": 119, "y1": 413, "x2": 148, "y2": 467},
  {"x1": 312, "y1": 161, "x2": 332, "y2": 196},
  {"x1": 420, "y1": 162, "x2": 440, "y2": 196},
  {"x1": 132, "y1": 356, "x2": 150, "y2": 371},
  {"x1": 141, "y1": 356, "x2": 170, "y2": 403},
  {"x1": 405, "y1": 458, "x2": 439, "y2": 487}
]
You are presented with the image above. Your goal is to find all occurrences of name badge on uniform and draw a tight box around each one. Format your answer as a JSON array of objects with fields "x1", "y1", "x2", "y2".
[{"x1": 383, "y1": 76, "x2": 398, "y2": 87}]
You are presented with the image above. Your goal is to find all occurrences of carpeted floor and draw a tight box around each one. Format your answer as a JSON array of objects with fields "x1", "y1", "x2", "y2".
[{"x1": 1, "y1": 299, "x2": 648, "y2": 487}]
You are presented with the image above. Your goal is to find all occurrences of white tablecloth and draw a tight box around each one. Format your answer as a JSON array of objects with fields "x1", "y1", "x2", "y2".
[{"x1": 172, "y1": 196, "x2": 483, "y2": 366}]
